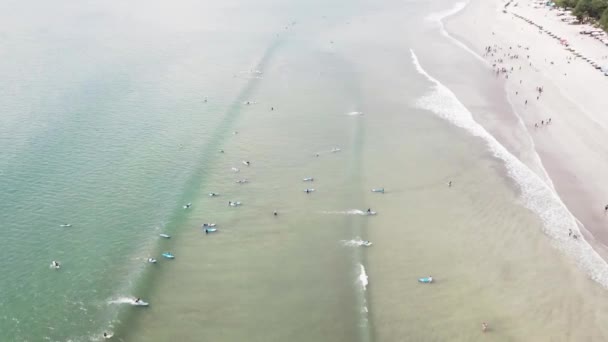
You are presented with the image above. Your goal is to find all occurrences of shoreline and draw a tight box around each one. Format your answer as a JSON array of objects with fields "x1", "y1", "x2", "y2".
[{"x1": 445, "y1": 0, "x2": 608, "y2": 276}]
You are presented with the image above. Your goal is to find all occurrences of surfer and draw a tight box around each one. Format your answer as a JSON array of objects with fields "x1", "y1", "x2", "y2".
[
  {"x1": 103, "y1": 332, "x2": 111, "y2": 339},
  {"x1": 228, "y1": 201, "x2": 232, "y2": 206},
  {"x1": 367, "y1": 208, "x2": 371, "y2": 214},
  {"x1": 135, "y1": 298, "x2": 141, "y2": 303}
]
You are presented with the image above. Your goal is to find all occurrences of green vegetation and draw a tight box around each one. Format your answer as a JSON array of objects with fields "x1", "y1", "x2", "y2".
[{"x1": 556, "y1": 0, "x2": 608, "y2": 29}]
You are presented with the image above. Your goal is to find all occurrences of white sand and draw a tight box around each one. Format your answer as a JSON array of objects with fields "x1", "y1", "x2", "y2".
[{"x1": 445, "y1": 0, "x2": 608, "y2": 256}]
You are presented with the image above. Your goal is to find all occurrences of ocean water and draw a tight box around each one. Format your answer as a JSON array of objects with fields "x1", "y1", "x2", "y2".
[{"x1": 4, "y1": 0, "x2": 608, "y2": 341}]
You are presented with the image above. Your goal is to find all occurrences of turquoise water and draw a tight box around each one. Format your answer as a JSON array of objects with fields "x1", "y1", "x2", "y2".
[
  {"x1": 0, "y1": 1, "x2": 285, "y2": 340},
  {"x1": 0, "y1": 0, "x2": 365, "y2": 340}
]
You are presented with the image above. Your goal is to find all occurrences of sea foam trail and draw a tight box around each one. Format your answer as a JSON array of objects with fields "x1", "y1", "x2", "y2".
[
  {"x1": 410, "y1": 49, "x2": 608, "y2": 288},
  {"x1": 107, "y1": 297, "x2": 137, "y2": 305},
  {"x1": 358, "y1": 264, "x2": 368, "y2": 291},
  {"x1": 321, "y1": 209, "x2": 368, "y2": 216},
  {"x1": 342, "y1": 238, "x2": 371, "y2": 247},
  {"x1": 425, "y1": 1, "x2": 487, "y2": 64}
]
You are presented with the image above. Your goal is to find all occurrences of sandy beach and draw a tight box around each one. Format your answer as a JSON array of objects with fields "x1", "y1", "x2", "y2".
[{"x1": 446, "y1": 0, "x2": 608, "y2": 261}]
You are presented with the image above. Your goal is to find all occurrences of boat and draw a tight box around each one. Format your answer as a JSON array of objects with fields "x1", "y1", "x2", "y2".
[
  {"x1": 371, "y1": 188, "x2": 385, "y2": 193},
  {"x1": 418, "y1": 277, "x2": 433, "y2": 284},
  {"x1": 302, "y1": 177, "x2": 314, "y2": 182},
  {"x1": 132, "y1": 299, "x2": 149, "y2": 307},
  {"x1": 202, "y1": 223, "x2": 216, "y2": 228},
  {"x1": 231, "y1": 167, "x2": 240, "y2": 173},
  {"x1": 209, "y1": 192, "x2": 219, "y2": 197},
  {"x1": 331, "y1": 147, "x2": 341, "y2": 153},
  {"x1": 60, "y1": 224, "x2": 72, "y2": 227},
  {"x1": 229, "y1": 201, "x2": 242, "y2": 207},
  {"x1": 162, "y1": 252, "x2": 175, "y2": 259},
  {"x1": 242, "y1": 160, "x2": 250, "y2": 166},
  {"x1": 50, "y1": 261, "x2": 60, "y2": 269},
  {"x1": 361, "y1": 241, "x2": 373, "y2": 247},
  {"x1": 205, "y1": 228, "x2": 218, "y2": 233},
  {"x1": 304, "y1": 189, "x2": 315, "y2": 193},
  {"x1": 236, "y1": 179, "x2": 249, "y2": 184},
  {"x1": 147, "y1": 258, "x2": 157, "y2": 264},
  {"x1": 159, "y1": 233, "x2": 170, "y2": 238},
  {"x1": 183, "y1": 203, "x2": 192, "y2": 209},
  {"x1": 365, "y1": 211, "x2": 377, "y2": 216}
]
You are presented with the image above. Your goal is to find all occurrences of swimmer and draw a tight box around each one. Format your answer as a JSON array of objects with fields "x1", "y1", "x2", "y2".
[{"x1": 273, "y1": 211, "x2": 278, "y2": 216}]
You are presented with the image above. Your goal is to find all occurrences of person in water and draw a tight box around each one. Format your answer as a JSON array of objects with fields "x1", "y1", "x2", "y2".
[
  {"x1": 448, "y1": 181, "x2": 452, "y2": 187},
  {"x1": 605, "y1": 204, "x2": 608, "y2": 212},
  {"x1": 135, "y1": 298, "x2": 141, "y2": 303},
  {"x1": 273, "y1": 211, "x2": 278, "y2": 216}
]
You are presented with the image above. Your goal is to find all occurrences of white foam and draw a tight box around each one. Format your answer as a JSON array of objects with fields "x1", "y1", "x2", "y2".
[
  {"x1": 107, "y1": 296, "x2": 135, "y2": 305},
  {"x1": 410, "y1": 49, "x2": 608, "y2": 288},
  {"x1": 321, "y1": 209, "x2": 367, "y2": 216},
  {"x1": 358, "y1": 264, "x2": 368, "y2": 291},
  {"x1": 342, "y1": 238, "x2": 372, "y2": 247}
]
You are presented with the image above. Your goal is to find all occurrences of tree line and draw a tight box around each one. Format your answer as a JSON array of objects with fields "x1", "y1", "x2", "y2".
[{"x1": 556, "y1": 0, "x2": 608, "y2": 29}]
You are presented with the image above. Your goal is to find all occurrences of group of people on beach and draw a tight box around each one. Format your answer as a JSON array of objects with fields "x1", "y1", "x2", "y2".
[
  {"x1": 534, "y1": 118, "x2": 552, "y2": 128},
  {"x1": 511, "y1": 12, "x2": 607, "y2": 75}
]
